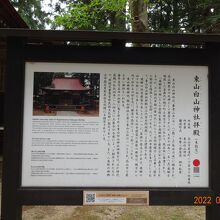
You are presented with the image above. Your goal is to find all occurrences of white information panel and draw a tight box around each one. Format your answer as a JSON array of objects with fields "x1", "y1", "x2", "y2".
[{"x1": 22, "y1": 62, "x2": 209, "y2": 187}]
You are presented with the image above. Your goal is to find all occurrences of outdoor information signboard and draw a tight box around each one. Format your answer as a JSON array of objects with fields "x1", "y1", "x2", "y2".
[
  {"x1": 1, "y1": 30, "x2": 220, "y2": 219},
  {"x1": 22, "y1": 63, "x2": 209, "y2": 188}
]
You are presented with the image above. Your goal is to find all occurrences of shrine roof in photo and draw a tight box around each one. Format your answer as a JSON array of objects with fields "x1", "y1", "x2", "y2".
[{"x1": 43, "y1": 78, "x2": 90, "y2": 91}]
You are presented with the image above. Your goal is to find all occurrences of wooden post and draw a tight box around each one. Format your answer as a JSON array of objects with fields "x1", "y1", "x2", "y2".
[
  {"x1": 206, "y1": 43, "x2": 220, "y2": 220},
  {"x1": 1, "y1": 37, "x2": 25, "y2": 220}
]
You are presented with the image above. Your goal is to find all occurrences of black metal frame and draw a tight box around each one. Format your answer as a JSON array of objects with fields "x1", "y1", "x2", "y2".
[{"x1": 1, "y1": 36, "x2": 220, "y2": 220}]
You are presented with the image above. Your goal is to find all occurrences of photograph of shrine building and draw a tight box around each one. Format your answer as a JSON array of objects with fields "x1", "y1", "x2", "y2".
[{"x1": 33, "y1": 72, "x2": 100, "y2": 117}]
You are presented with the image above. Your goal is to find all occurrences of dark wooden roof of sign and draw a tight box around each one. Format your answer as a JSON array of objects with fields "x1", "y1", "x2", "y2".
[
  {"x1": 43, "y1": 78, "x2": 90, "y2": 92},
  {"x1": 0, "y1": 29, "x2": 220, "y2": 45},
  {"x1": 0, "y1": 0, "x2": 28, "y2": 28}
]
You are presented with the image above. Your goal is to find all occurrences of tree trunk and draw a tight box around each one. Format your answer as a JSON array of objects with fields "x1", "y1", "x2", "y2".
[
  {"x1": 129, "y1": 0, "x2": 148, "y2": 32},
  {"x1": 129, "y1": 0, "x2": 149, "y2": 47},
  {"x1": 172, "y1": 0, "x2": 179, "y2": 33}
]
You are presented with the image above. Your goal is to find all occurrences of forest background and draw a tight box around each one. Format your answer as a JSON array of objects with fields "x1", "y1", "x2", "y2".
[{"x1": 10, "y1": 0, "x2": 220, "y2": 34}]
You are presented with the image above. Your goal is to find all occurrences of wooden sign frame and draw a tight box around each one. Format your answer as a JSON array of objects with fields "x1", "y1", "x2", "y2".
[{"x1": 1, "y1": 33, "x2": 220, "y2": 219}]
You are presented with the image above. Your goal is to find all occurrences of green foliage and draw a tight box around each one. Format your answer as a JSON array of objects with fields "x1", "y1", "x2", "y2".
[
  {"x1": 11, "y1": 0, "x2": 48, "y2": 29},
  {"x1": 12, "y1": 0, "x2": 220, "y2": 33},
  {"x1": 148, "y1": 0, "x2": 220, "y2": 33},
  {"x1": 52, "y1": 0, "x2": 220, "y2": 33},
  {"x1": 53, "y1": 0, "x2": 128, "y2": 31}
]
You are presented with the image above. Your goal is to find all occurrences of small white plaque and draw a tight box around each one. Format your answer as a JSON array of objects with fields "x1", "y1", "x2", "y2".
[{"x1": 83, "y1": 191, "x2": 149, "y2": 205}]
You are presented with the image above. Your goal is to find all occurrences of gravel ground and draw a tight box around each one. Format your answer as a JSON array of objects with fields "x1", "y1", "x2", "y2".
[{"x1": 22, "y1": 205, "x2": 205, "y2": 220}]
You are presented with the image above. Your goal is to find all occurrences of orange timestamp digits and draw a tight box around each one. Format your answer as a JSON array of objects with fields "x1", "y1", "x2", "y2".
[{"x1": 193, "y1": 196, "x2": 220, "y2": 205}]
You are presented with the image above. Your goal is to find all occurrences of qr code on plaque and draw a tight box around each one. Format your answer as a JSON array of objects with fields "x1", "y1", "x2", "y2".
[{"x1": 86, "y1": 193, "x2": 96, "y2": 203}]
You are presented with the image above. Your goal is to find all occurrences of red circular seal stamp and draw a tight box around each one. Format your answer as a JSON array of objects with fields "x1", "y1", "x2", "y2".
[{"x1": 193, "y1": 159, "x2": 200, "y2": 167}]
